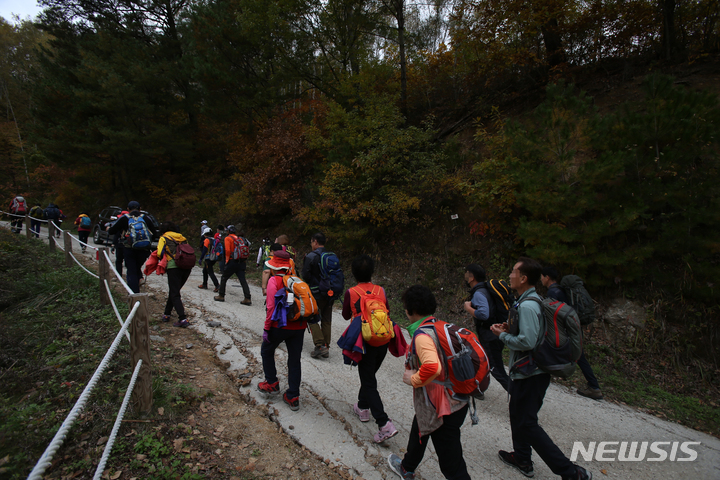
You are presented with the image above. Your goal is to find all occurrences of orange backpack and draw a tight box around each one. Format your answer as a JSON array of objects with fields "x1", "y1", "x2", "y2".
[
  {"x1": 282, "y1": 275, "x2": 319, "y2": 321},
  {"x1": 353, "y1": 285, "x2": 395, "y2": 347}
]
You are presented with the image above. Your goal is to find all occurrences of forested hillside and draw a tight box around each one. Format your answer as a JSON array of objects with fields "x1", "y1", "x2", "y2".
[{"x1": 1, "y1": 1, "x2": 719, "y2": 360}]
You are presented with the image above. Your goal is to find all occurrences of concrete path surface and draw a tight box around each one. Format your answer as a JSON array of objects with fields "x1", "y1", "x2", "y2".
[{"x1": 141, "y1": 266, "x2": 720, "y2": 480}]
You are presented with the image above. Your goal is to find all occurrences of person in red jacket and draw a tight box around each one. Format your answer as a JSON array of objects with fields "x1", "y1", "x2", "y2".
[
  {"x1": 258, "y1": 244, "x2": 305, "y2": 411},
  {"x1": 213, "y1": 225, "x2": 251, "y2": 304}
]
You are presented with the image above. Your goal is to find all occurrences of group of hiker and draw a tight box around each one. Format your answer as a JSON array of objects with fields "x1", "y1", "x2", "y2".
[
  {"x1": 5, "y1": 195, "x2": 65, "y2": 238},
  {"x1": 7, "y1": 197, "x2": 599, "y2": 479},
  {"x1": 245, "y1": 233, "x2": 598, "y2": 480}
]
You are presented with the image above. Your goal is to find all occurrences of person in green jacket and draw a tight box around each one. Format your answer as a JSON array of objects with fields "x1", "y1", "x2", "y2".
[{"x1": 491, "y1": 257, "x2": 592, "y2": 480}]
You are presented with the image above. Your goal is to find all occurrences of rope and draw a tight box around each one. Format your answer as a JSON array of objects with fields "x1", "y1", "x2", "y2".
[
  {"x1": 105, "y1": 279, "x2": 131, "y2": 342},
  {"x1": 27, "y1": 301, "x2": 141, "y2": 480},
  {"x1": 104, "y1": 250, "x2": 133, "y2": 296},
  {"x1": 54, "y1": 239, "x2": 65, "y2": 252},
  {"x1": 93, "y1": 359, "x2": 143, "y2": 480},
  {"x1": 68, "y1": 251, "x2": 100, "y2": 279},
  {"x1": 67, "y1": 230, "x2": 99, "y2": 251}
]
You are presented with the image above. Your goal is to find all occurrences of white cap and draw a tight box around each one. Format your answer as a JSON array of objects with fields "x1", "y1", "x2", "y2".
[
  {"x1": 202, "y1": 226, "x2": 212, "y2": 235},
  {"x1": 201, "y1": 220, "x2": 208, "y2": 224}
]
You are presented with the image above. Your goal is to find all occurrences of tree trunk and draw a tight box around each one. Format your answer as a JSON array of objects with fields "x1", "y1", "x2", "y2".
[
  {"x1": 540, "y1": 18, "x2": 567, "y2": 67},
  {"x1": 660, "y1": 0, "x2": 677, "y2": 60},
  {"x1": 396, "y1": 0, "x2": 407, "y2": 119}
]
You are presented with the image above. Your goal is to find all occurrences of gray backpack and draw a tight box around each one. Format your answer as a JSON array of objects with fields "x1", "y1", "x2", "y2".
[{"x1": 560, "y1": 275, "x2": 595, "y2": 326}]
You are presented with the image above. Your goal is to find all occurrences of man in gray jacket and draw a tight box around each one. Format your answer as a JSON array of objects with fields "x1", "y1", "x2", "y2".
[{"x1": 491, "y1": 257, "x2": 592, "y2": 480}]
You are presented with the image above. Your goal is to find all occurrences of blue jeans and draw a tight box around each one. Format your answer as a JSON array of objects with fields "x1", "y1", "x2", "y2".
[
  {"x1": 577, "y1": 351, "x2": 600, "y2": 390},
  {"x1": 260, "y1": 328, "x2": 304, "y2": 399},
  {"x1": 30, "y1": 219, "x2": 41, "y2": 237}
]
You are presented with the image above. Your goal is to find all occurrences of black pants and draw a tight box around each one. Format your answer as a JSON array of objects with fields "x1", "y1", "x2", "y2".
[
  {"x1": 164, "y1": 267, "x2": 192, "y2": 320},
  {"x1": 202, "y1": 259, "x2": 219, "y2": 288},
  {"x1": 577, "y1": 350, "x2": 600, "y2": 390},
  {"x1": 123, "y1": 247, "x2": 150, "y2": 294},
  {"x1": 357, "y1": 343, "x2": 389, "y2": 426},
  {"x1": 30, "y1": 219, "x2": 41, "y2": 237},
  {"x1": 509, "y1": 373, "x2": 576, "y2": 477},
  {"x1": 218, "y1": 259, "x2": 250, "y2": 298},
  {"x1": 260, "y1": 327, "x2": 304, "y2": 399},
  {"x1": 10, "y1": 217, "x2": 23, "y2": 233},
  {"x1": 402, "y1": 404, "x2": 471, "y2": 480},
  {"x1": 475, "y1": 324, "x2": 510, "y2": 392},
  {"x1": 115, "y1": 244, "x2": 124, "y2": 276},
  {"x1": 78, "y1": 230, "x2": 90, "y2": 249}
]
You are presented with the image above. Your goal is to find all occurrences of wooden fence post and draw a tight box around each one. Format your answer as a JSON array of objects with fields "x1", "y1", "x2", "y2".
[
  {"x1": 48, "y1": 222, "x2": 56, "y2": 253},
  {"x1": 98, "y1": 247, "x2": 110, "y2": 305},
  {"x1": 25, "y1": 214, "x2": 31, "y2": 239},
  {"x1": 128, "y1": 293, "x2": 152, "y2": 414},
  {"x1": 64, "y1": 231, "x2": 73, "y2": 267}
]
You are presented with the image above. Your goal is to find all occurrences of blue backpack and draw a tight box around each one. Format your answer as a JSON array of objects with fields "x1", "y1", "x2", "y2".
[
  {"x1": 124, "y1": 215, "x2": 151, "y2": 249},
  {"x1": 317, "y1": 251, "x2": 344, "y2": 300},
  {"x1": 209, "y1": 236, "x2": 224, "y2": 261},
  {"x1": 80, "y1": 216, "x2": 92, "y2": 228}
]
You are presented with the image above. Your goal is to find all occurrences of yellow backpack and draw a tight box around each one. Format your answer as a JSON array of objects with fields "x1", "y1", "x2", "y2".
[{"x1": 353, "y1": 285, "x2": 395, "y2": 347}]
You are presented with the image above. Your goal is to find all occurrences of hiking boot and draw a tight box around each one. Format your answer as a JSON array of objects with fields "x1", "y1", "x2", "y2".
[
  {"x1": 563, "y1": 466, "x2": 593, "y2": 480},
  {"x1": 576, "y1": 385, "x2": 603, "y2": 400},
  {"x1": 198, "y1": 285, "x2": 208, "y2": 289},
  {"x1": 257, "y1": 380, "x2": 280, "y2": 396},
  {"x1": 214, "y1": 295, "x2": 225, "y2": 302},
  {"x1": 374, "y1": 420, "x2": 398, "y2": 443},
  {"x1": 353, "y1": 403, "x2": 370, "y2": 422},
  {"x1": 387, "y1": 453, "x2": 415, "y2": 479},
  {"x1": 283, "y1": 393, "x2": 300, "y2": 411},
  {"x1": 162, "y1": 315, "x2": 171, "y2": 322},
  {"x1": 173, "y1": 319, "x2": 190, "y2": 328},
  {"x1": 498, "y1": 451, "x2": 534, "y2": 478},
  {"x1": 310, "y1": 345, "x2": 328, "y2": 359},
  {"x1": 241, "y1": 298, "x2": 252, "y2": 306},
  {"x1": 322, "y1": 345, "x2": 329, "y2": 358}
]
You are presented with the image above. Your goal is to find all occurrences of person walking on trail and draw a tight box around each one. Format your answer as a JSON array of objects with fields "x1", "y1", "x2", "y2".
[
  {"x1": 464, "y1": 264, "x2": 510, "y2": 392},
  {"x1": 8, "y1": 195, "x2": 27, "y2": 234},
  {"x1": 74, "y1": 211, "x2": 92, "y2": 253},
  {"x1": 44, "y1": 202, "x2": 62, "y2": 237},
  {"x1": 214, "y1": 225, "x2": 252, "y2": 305},
  {"x1": 342, "y1": 254, "x2": 398, "y2": 444},
  {"x1": 258, "y1": 245, "x2": 305, "y2": 411},
  {"x1": 29, "y1": 203, "x2": 44, "y2": 238},
  {"x1": 388, "y1": 285, "x2": 471, "y2": 480},
  {"x1": 490, "y1": 258, "x2": 592, "y2": 480},
  {"x1": 215, "y1": 225, "x2": 226, "y2": 274},
  {"x1": 302, "y1": 232, "x2": 342, "y2": 359},
  {"x1": 106, "y1": 201, "x2": 157, "y2": 294},
  {"x1": 541, "y1": 266, "x2": 603, "y2": 401},
  {"x1": 157, "y1": 222, "x2": 192, "y2": 328},
  {"x1": 261, "y1": 234, "x2": 297, "y2": 296},
  {"x1": 198, "y1": 229, "x2": 220, "y2": 292}
]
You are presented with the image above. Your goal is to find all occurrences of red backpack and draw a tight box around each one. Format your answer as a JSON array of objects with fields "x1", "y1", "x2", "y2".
[
  {"x1": 414, "y1": 318, "x2": 490, "y2": 399},
  {"x1": 164, "y1": 237, "x2": 196, "y2": 270},
  {"x1": 11, "y1": 197, "x2": 27, "y2": 214},
  {"x1": 231, "y1": 235, "x2": 250, "y2": 260}
]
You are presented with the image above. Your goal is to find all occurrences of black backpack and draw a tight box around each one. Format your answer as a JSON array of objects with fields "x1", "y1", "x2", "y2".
[
  {"x1": 508, "y1": 296, "x2": 583, "y2": 378},
  {"x1": 475, "y1": 279, "x2": 515, "y2": 327},
  {"x1": 560, "y1": 275, "x2": 595, "y2": 326}
]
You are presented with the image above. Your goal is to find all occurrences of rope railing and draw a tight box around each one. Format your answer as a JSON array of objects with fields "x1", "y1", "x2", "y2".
[
  {"x1": 66, "y1": 230, "x2": 99, "y2": 251},
  {"x1": 27, "y1": 301, "x2": 141, "y2": 480},
  {"x1": 103, "y1": 250, "x2": 134, "y2": 296},
  {"x1": 93, "y1": 358, "x2": 143, "y2": 480},
  {"x1": 105, "y1": 279, "x2": 131, "y2": 342},
  {"x1": 68, "y1": 249, "x2": 100, "y2": 278}
]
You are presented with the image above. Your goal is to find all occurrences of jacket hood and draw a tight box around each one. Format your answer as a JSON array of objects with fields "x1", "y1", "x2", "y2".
[{"x1": 163, "y1": 231, "x2": 186, "y2": 242}]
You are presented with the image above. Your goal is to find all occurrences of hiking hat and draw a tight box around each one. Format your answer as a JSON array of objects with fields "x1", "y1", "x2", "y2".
[
  {"x1": 201, "y1": 220, "x2": 208, "y2": 224},
  {"x1": 128, "y1": 201, "x2": 140, "y2": 210},
  {"x1": 202, "y1": 226, "x2": 212, "y2": 236},
  {"x1": 226, "y1": 225, "x2": 237, "y2": 233},
  {"x1": 265, "y1": 243, "x2": 292, "y2": 271}
]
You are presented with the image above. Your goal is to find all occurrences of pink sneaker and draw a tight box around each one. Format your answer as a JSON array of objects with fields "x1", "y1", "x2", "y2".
[
  {"x1": 373, "y1": 419, "x2": 398, "y2": 443},
  {"x1": 353, "y1": 403, "x2": 370, "y2": 422}
]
